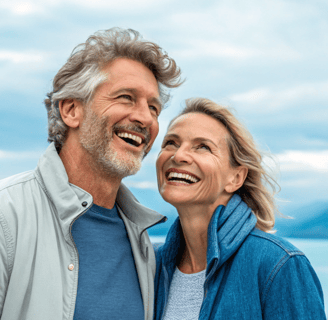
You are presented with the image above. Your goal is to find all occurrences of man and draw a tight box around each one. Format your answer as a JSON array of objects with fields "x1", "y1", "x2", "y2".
[{"x1": 0, "y1": 28, "x2": 182, "y2": 320}]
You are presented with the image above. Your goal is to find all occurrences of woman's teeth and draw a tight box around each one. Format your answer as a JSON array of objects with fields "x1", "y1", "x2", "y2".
[{"x1": 167, "y1": 172, "x2": 199, "y2": 184}]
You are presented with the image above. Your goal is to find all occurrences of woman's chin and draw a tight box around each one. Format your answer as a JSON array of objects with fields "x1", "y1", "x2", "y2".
[{"x1": 160, "y1": 190, "x2": 194, "y2": 208}]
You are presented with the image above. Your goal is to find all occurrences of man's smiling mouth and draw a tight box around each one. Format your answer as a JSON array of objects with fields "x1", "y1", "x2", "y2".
[{"x1": 116, "y1": 131, "x2": 144, "y2": 147}]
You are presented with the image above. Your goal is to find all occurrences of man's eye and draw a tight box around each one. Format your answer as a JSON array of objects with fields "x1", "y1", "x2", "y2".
[
  {"x1": 198, "y1": 144, "x2": 211, "y2": 152},
  {"x1": 118, "y1": 94, "x2": 132, "y2": 100},
  {"x1": 149, "y1": 105, "x2": 159, "y2": 116}
]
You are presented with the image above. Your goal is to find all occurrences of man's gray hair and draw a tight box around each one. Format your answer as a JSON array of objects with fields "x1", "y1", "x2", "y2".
[{"x1": 45, "y1": 28, "x2": 183, "y2": 150}]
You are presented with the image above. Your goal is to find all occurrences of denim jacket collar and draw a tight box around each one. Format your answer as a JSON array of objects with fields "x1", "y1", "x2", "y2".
[
  {"x1": 207, "y1": 195, "x2": 257, "y2": 270},
  {"x1": 161, "y1": 194, "x2": 257, "y2": 279}
]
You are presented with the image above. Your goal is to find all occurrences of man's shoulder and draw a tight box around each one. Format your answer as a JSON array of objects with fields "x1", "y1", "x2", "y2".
[
  {"x1": 0, "y1": 169, "x2": 43, "y2": 219},
  {"x1": 0, "y1": 170, "x2": 41, "y2": 240},
  {"x1": 0, "y1": 170, "x2": 37, "y2": 193}
]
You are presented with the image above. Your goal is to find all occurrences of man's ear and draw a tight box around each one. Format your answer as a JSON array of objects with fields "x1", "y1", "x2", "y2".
[
  {"x1": 59, "y1": 99, "x2": 83, "y2": 129},
  {"x1": 225, "y1": 166, "x2": 248, "y2": 194}
]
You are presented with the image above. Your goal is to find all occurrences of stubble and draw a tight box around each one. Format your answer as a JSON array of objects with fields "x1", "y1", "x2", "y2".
[{"x1": 79, "y1": 108, "x2": 145, "y2": 178}]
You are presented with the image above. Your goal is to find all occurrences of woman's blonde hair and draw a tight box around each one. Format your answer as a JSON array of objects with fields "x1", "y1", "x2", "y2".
[{"x1": 170, "y1": 98, "x2": 279, "y2": 232}]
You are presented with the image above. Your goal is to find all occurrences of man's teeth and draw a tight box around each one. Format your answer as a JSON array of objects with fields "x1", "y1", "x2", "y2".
[
  {"x1": 117, "y1": 132, "x2": 142, "y2": 146},
  {"x1": 167, "y1": 172, "x2": 199, "y2": 183}
]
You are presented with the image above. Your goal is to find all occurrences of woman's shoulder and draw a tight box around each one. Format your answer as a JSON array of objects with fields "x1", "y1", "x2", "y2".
[
  {"x1": 235, "y1": 228, "x2": 318, "y2": 290},
  {"x1": 237, "y1": 228, "x2": 308, "y2": 274},
  {"x1": 242, "y1": 230, "x2": 325, "y2": 316},
  {"x1": 246, "y1": 228, "x2": 304, "y2": 257}
]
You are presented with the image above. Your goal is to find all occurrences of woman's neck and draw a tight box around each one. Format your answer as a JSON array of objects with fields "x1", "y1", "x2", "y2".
[{"x1": 176, "y1": 204, "x2": 214, "y2": 274}]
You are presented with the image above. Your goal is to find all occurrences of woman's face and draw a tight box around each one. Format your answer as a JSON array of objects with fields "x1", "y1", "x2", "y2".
[{"x1": 156, "y1": 112, "x2": 239, "y2": 208}]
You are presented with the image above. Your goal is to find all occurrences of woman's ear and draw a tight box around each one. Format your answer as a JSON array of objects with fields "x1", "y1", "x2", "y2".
[
  {"x1": 59, "y1": 99, "x2": 83, "y2": 129},
  {"x1": 225, "y1": 166, "x2": 248, "y2": 193}
]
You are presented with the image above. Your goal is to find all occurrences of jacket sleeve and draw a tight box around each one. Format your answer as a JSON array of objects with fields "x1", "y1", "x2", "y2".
[
  {"x1": 0, "y1": 210, "x2": 14, "y2": 316},
  {"x1": 262, "y1": 254, "x2": 326, "y2": 319}
]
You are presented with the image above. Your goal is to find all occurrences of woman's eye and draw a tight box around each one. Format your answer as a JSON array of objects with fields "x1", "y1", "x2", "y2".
[{"x1": 162, "y1": 140, "x2": 176, "y2": 148}]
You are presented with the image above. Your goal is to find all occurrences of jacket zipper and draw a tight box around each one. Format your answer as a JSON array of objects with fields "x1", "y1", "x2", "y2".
[
  {"x1": 199, "y1": 260, "x2": 218, "y2": 319},
  {"x1": 161, "y1": 265, "x2": 170, "y2": 320},
  {"x1": 67, "y1": 202, "x2": 93, "y2": 319}
]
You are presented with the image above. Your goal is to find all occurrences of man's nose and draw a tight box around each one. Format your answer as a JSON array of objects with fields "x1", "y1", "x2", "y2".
[{"x1": 129, "y1": 100, "x2": 154, "y2": 128}]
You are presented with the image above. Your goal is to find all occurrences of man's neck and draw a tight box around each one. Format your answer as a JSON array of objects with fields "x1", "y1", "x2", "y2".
[{"x1": 59, "y1": 143, "x2": 121, "y2": 209}]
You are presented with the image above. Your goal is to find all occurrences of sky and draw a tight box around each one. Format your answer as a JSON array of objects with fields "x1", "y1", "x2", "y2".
[{"x1": 1, "y1": 0, "x2": 327, "y2": 221}]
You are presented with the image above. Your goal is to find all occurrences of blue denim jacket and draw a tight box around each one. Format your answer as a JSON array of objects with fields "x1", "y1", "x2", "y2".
[{"x1": 154, "y1": 195, "x2": 326, "y2": 319}]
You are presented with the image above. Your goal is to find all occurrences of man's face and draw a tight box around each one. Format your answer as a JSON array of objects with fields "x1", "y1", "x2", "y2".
[{"x1": 79, "y1": 58, "x2": 161, "y2": 178}]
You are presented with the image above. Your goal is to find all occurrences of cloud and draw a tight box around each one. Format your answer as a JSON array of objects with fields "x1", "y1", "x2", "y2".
[
  {"x1": 0, "y1": 50, "x2": 45, "y2": 63},
  {"x1": 0, "y1": 0, "x2": 173, "y2": 17},
  {"x1": 69, "y1": 0, "x2": 172, "y2": 10},
  {"x1": 229, "y1": 88, "x2": 270, "y2": 104},
  {"x1": 165, "y1": 0, "x2": 318, "y2": 63},
  {"x1": 0, "y1": 1, "x2": 44, "y2": 16},
  {"x1": 276, "y1": 150, "x2": 328, "y2": 172},
  {"x1": 0, "y1": 49, "x2": 53, "y2": 94},
  {"x1": 0, "y1": 150, "x2": 42, "y2": 160},
  {"x1": 124, "y1": 181, "x2": 158, "y2": 190},
  {"x1": 229, "y1": 81, "x2": 328, "y2": 113},
  {"x1": 172, "y1": 39, "x2": 302, "y2": 62},
  {"x1": 172, "y1": 40, "x2": 260, "y2": 60}
]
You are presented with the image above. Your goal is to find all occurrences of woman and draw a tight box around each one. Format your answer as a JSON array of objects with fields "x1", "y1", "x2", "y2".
[{"x1": 154, "y1": 98, "x2": 326, "y2": 319}]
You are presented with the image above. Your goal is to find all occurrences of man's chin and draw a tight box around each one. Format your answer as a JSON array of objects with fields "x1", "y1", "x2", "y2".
[{"x1": 98, "y1": 152, "x2": 143, "y2": 178}]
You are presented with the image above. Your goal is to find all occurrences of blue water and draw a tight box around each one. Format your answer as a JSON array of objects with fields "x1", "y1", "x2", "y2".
[{"x1": 150, "y1": 236, "x2": 328, "y2": 315}]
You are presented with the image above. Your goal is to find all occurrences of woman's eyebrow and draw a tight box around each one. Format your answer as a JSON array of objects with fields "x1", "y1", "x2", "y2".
[
  {"x1": 163, "y1": 133, "x2": 180, "y2": 140},
  {"x1": 192, "y1": 137, "x2": 218, "y2": 147},
  {"x1": 163, "y1": 134, "x2": 219, "y2": 147}
]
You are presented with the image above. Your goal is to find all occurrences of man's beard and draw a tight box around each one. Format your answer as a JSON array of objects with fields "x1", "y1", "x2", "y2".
[{"x1": 79, "y1": 108, "x2": 148, "y2": 178}]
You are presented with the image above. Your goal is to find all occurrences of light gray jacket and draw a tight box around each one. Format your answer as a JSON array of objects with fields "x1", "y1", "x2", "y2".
[{"x1": 0, "y1": 143, "x2": 166, "y2": 320}]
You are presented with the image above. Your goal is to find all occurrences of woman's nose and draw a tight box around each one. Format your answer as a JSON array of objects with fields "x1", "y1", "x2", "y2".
[{"x1": 171, "y1": 147, "x2": 193, "y2": 164}]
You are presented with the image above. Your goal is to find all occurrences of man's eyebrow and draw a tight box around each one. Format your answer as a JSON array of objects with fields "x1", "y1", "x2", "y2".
[
  {"x1": 149, "y1": 96, "x2": 163, "y2": 110},
  {"x1": 111, "y1": 87, "x2": 136, "y2": 96}
]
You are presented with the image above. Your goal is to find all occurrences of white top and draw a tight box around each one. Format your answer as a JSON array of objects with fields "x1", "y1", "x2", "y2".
[{"x1": 162, "y1": 267, "x2": 206, "y2": 320}]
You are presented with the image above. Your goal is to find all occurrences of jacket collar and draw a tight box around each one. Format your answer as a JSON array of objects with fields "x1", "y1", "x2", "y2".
[
  {"x1": 35, "y1": 143, "x2": 165, "y2": 238},
  {"x1": 161, "y1": 194, "x2": 257, "y2": 275},
  {"x1": 206, "y1": 194, "x2": 257, "y2": 270},
  {"x1": 116, "y1": 183, "x2": 166, "y2": 230}
]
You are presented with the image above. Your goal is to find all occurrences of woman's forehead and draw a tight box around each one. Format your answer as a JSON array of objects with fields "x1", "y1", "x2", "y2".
[{"x1": 167, "y1": 112, "x2": 229, "y2": 138}]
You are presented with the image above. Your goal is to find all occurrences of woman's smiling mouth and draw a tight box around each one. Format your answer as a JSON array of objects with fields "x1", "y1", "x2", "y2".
[{"x1": 165, "y1": 169, "x2": 200, "y2": 185}]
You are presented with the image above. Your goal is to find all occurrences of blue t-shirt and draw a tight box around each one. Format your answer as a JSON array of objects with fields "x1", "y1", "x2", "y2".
[{"x1": 71, "y1": 203, "x2": 144, "y2": 320}]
